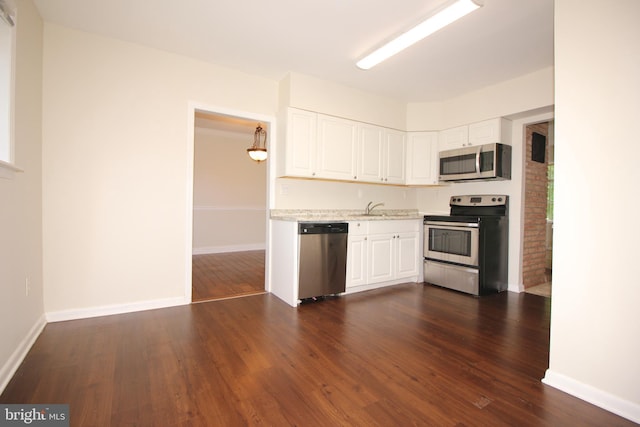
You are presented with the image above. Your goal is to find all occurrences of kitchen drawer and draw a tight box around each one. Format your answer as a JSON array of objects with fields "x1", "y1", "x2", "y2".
[
  {"x1": 348, "y1": 221, "x2": 369, "y2": 236},
  {"x1": 368, "y1": 219, "x2": 419, "y2": 234}
]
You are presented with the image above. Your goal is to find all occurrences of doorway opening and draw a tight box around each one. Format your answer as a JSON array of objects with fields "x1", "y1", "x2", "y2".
[
  {"x1": 191, "y1": 110, "x2": 269, "y2": 302},
  {"x1": 523, "y1": 120, "x2": 554, "y2": 298}
]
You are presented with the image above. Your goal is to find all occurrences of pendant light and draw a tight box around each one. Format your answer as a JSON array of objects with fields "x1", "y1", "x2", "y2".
[{"x1": 247, "y1": 124, "x2": 267, "y2": 162}]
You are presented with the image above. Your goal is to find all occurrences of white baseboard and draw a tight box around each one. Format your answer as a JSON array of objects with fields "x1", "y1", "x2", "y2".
[
  {"x1": 192, "y1": 243, "x2": 265, "y2": 255},
  {"x1": 46, "y1": 296, "x2": 188, "y2": 323},
  {"x1": 543, "y1": 369, "x2": 640, "y2": 424},
  {"x1": 508, "y1": 282, "x2": 525, "y2": 293},
  {"x1": 0, "y1": 314, "x2": 47, "y2": 395}
]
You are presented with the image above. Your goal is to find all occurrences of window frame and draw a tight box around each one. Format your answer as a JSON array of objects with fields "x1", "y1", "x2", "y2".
[{"x1": 0, "y1": 0, "x2": 19, "y2": 178}]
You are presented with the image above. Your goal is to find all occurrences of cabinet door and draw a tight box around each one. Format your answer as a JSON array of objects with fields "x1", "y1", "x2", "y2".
[
  {"x1": 439, "y1": 125, "x2": 469, "y2": 151},
  {"x1": 383, "y1": 129, "x2": 406, "y2": 184},
  {"x1": 316, "y1": 114, "x2": 358, "y2": 181},
  {"x1": 358, "y1": 124, "x2": 383, "y2": 183},
  {"x1": 286, "y1": 108, "x2": 317, "y2": 177},
  {"x1": 346, "y1": 235, "x2": 368, "y2": 288},
  {"x1": 468, "y1": 118, "x2": 512, "y2": 146},
  {"x1": 406, "y1": 132, "x2": 439, "y2": 185},
  {"x1": 395, "y1": 232, "x2": 420, "y2": 279},
  {"x1": 367, "y1": 233, "x2": 395, "y2": 284}
]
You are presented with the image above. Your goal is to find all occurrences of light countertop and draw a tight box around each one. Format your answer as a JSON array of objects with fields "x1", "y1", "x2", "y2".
[{"x1": 270, "y1": 209, "x2": 422, "y2": 222}]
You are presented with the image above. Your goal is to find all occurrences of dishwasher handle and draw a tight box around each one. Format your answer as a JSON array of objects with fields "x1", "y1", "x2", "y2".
[{"x1": 298, "y1": 222, "x2": 349, "y2": 234}]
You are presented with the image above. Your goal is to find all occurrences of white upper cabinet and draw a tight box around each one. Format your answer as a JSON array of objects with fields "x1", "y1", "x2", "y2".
[
  {"x1": 316, "y1": 114, "x2": 359, "y2": 181},
  {"x1": 281, "y1": 108, "x2": 507, "y2": 185},
  {"x1": 382, "y1": 129, "x2": 406, "y2": 184},
  {"x1": 439, "y1": 118, "x2": 512, "y2": 152},
  {"x1": 438, "y1": 125, "x2": 469, "y2": 151},
  {"x1": 357, "y1": 124, "x2": 384, "y2": 183},
  {"x1": 468, "y1": 117, "x2": 512, "y2": 146},
  {"x1": 357, "y1": 125, "x2": 405, "y2": 184},
  {"x1": 406, "y1": 131, "x2": 438, "y2": 185},
  {"x1": 284, "y1": 108, "x2": 317, "y2": 177}
]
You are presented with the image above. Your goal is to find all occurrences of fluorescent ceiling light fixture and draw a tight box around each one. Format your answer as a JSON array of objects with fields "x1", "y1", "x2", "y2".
[{"x1": 356, "y1": 0, "x2": 483, "y2": 70}]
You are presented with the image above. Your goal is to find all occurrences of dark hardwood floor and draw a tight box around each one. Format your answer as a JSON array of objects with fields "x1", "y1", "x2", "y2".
[
  {"x1": 192, "y1": 250, "x2": 265, "y2": 302},
  {"x1": 2, "y1": 283, "x2": 635, "y2": 426}
]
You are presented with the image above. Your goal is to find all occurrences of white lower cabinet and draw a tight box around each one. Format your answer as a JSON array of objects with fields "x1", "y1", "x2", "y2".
[
  {"x1": 367, "y1": 233, "x2": 395, "y2": 284},
  {"x1": 347, "y1": 219, "x2": 420, "y2": 292},
  {"x1": 396, "y1": 232, "x2": 421, "y2": 279},
  {"x1": 346, "y1": 221, "x2": 368, "y2": 288}
]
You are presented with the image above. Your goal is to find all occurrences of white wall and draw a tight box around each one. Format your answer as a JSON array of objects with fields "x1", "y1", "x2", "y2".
[
  {"x1": 41, "y1": 24, "x2": 278, "y2": 319},
  {"x1": 543, "y1": 0, "x2": 640, "y2": 422},
  {"x1": 274, "y1": 178, "x2": 417, "y2": 210},
  {"x1": 440, "y1": 67, "x2": 554, "y2": 129},
  {"x1": 407, "y1": 67, "x2": 554, "y2": 131},
  {"x1": 281, "y1": 72, "x2": 407, "y2": 130},
  {"x1": 193, "y1": 127, "x2": 266, "y2": 253},
  {"x1": 0, "y1": 0, "x2": 44, "y2": 392}
]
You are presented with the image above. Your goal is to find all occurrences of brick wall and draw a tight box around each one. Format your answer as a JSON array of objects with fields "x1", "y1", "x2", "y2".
[{"x1": 523, "y1": 122, "x2": 550, "y2": 288}]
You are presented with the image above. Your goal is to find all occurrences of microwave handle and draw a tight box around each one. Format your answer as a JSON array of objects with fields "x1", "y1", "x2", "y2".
[{"x1": 475, "y1": 145, "x2": 482, "y2": 175}]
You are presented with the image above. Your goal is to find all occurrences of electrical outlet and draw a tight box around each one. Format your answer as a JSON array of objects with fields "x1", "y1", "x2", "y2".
[{"x1": 25, "y1": 277, "x2": 31, "y2": 296}]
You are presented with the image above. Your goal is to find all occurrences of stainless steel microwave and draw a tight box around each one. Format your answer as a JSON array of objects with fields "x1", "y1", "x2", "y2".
[{"x1": 439, "y1": 143, "x2": 512, "y2": 182}]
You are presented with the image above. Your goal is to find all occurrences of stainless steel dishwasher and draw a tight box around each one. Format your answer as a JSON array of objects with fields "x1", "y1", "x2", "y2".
[{"x1": 298, "y1": 222, "x2": 348, "y2": 300}]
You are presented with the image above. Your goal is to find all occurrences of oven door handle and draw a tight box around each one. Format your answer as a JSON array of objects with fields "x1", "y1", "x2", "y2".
[
  {"x1": 475, "y1": 145, "x2": 482, "y2": 175},
  {"x1": 425, "y1": 221, "x2": 479, "y2": 228}
]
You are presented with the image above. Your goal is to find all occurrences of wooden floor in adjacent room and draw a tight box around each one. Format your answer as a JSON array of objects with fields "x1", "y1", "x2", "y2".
[
  {"x1": 192, "y1": 250, "x2": 265, "y2": 302},
  {"x1": 1, "y1": 284, "x2": 635, "y2": 426}
]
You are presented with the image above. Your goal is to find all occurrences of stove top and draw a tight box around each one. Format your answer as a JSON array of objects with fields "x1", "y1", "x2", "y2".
[
  {"x1": 425, "y1": 195, "x2": 509, "y2": 220},
  {"x1": 424, "y1": 214, "x2": 486, "y2": 223}
]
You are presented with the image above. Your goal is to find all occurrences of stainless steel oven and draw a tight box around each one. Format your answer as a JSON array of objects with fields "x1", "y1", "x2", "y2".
[
  {"x1": 424, "y1": 220, "x2": 479, "y2": 267},
  {"x1": 423, "y1": 195, "x2": 508, "y2": 296}
]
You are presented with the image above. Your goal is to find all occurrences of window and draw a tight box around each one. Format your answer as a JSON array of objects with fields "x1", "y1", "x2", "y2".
[{"x1": 0, "y1": 0, "x2": 16, "y2": 166}]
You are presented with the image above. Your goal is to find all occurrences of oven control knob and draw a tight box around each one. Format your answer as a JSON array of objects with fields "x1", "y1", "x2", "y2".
[
  {"x1": 498, "y1": 197, "x2": 503, "y2": 202},
  {"x1": 492, "y1": 197, "x2": 496, "y2": 202}
]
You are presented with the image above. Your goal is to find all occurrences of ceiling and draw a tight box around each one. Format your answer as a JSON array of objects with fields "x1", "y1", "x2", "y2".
[{"x1": 32, "y1": 0, "x2": 554, "y2": 103}]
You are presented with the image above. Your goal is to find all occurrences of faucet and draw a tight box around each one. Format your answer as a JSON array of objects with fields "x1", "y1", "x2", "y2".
[{"x1": 365, "y1": 201, "x2": 385, "y2": 215}]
